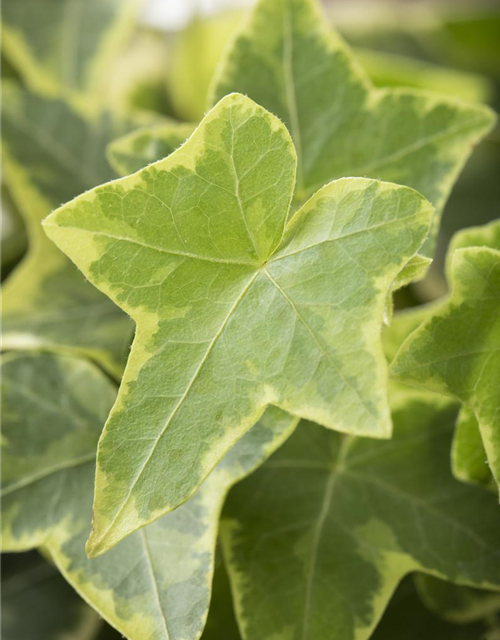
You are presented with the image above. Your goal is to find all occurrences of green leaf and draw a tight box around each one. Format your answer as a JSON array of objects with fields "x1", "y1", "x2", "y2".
[
  {"x1": 1, "y1": 83, "x2": 148, "y2": 376},
  {"x1": 372, "y1": 576, "x2": 500, "y2": 640},
  {"x1": 1, "y1": 351, "x2": 298, "y2": 640},
  {"x1": 43, "y1": 92, "x2": 433, "y2": 555},
  {"x1": 1, "y1": 552, "x2": 100, "y2": 640},
  {"x1": 453, "y1": 406, "x2": 495, "y2": 491},
  {"x1": 391, "y1": 220, "x2": 500, "y2": 492},
  {"x1": 414, "y1": 573, "x2": 500, "y2": 624},
  {"x1": 108, "y1": 121, "x2": 195, "y2": 177},
  {"x1": 1, "y1": 0, "x2": 142, "y2": 99},
  {"x1": 221, "y1": 391, "x2": 500, "y2": 640},
  {"x1": 210, "y1": 0, "x2": 495, "y2": 255}
]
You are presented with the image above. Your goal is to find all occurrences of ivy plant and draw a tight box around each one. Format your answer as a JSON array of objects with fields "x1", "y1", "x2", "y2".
[{"x1": 1, "y1": 0, "x2": 500, "y2": 638}]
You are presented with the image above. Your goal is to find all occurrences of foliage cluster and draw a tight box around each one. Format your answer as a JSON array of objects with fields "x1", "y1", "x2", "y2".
[{"x1": 1, "y1": 1, "x2": 500, "y2": 639}]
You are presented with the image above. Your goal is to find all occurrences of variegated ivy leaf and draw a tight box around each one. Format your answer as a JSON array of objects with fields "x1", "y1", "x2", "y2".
[
  {"x1": 1, "y1": 0, "x2": 142, "y2": 99},
  {"x1": 210, "y1": 0, "x2": 495, "y2": 255},
  {"x1": 1, "y1": 351, "x2": 298, "y2": 640},
  {"x1": 43, "y1": 93, "x2": 433, "y2": 555},
  {"x1": 1, "y1": 83, "x2": 149, "y2": 376},
  {"x1": 391, "y1": 220, "x2": 500, "y2": 492},
  {"x1": 221, "y1": 391, "x2": 500, "y2": 640},
  {"x1": 414, "y1": 574, "x2": 500, "y2": 625},
  {"x1": 108, "y1": 121, "x2": 195, "y2": 177},
  {"x1": 1, "y1": 552, "x2": 101, "y2": 640}
]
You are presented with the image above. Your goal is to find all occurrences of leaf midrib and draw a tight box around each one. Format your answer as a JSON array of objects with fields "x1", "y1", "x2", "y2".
[
  {"x1": 140, "y1": 529, "x2": 170, "y2": 640},
  {"x1": 93, "y1": 269, "x2": 261, "y2": 548}
]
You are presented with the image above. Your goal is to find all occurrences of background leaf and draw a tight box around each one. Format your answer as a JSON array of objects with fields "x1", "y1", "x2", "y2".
[
  {"x1": 1, "y1": 83, "x2": 148, "y2": 376},
  {"x1": 414, "y1": 573, "x2": 500, "y2": 624},
  {"x1": 221, "y1": 391, "x2": 500, "y2": 640},
  {"x1": 372, "y1": 576, "x2": 500, "y2": 640},
  {"x1": 1, "y1": 350, "x2": 298, "y2": 640},
  {"x1": 1, "y1": 551, "x2": 101, "y2": 640},
  {"x1": 1, "y1": 0, "x2": 142, "y2": 100},
  {"x1": 211, "y1": 0, "x2": 495, "y2": 255}
]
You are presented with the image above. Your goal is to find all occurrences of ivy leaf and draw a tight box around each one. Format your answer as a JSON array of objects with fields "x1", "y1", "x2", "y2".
[
  {"x1": 1, "y1": 83, "x2": 147, "y2": 376},
  {"x1": 108, "y1": 121, "x2": 195, "y2": 177},
  {"x1": 210, "y1": 0, "x2": 495, "y2": 255},
  {"x1": 1, "y1": 0, "x2": 142, "y2": 98},
  {"x1": 1, "y1": 351, "x2": 298, "y2": 640},
  {"x1": 43, "y1": 92, "x2": 433, "y2": 555},
  {"x1": 414, "y1": 573, "x2": 500, "y2": 624},
  {"x1": 221, "y1": 391, "x2": 500, "y2": 640},
  {"x1": 1, "y1": 552, "x2": 100, "y2": 640},
  {"x1": 391, "y1": 220, "x2": 500, "y2": 492}
]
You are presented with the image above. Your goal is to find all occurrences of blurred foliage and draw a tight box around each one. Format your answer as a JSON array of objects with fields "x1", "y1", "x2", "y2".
[
  {"x1": 372, "y1": 576, "x2": 500, "y2": 640},
  {"x1": 1, "y1": 186, "x2": 27, "y2": 279},
  {"x1": 166, "y1": 11, "x2": 242, "y2": 121},
  {"x1": 1, "y1": 552, "x2": 100, "y2": 640}
]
